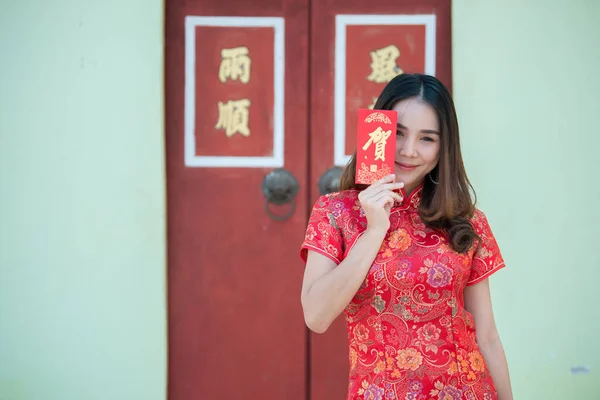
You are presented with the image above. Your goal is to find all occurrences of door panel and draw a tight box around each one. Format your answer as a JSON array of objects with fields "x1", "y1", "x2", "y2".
[
  {"x1": 309, "y1": 2, "x2": 452, "y2": 399},
  {"x1": 165, "y1": 1, "x2": 309, "y2": 399}
]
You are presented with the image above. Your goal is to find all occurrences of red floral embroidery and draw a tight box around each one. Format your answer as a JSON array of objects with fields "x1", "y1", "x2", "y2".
[{"x1": 300, "y1": 185, "x2": 505, "y2": 400}]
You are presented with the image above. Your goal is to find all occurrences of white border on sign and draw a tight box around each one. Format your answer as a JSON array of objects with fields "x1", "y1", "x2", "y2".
[
  {"x1": 184, "y1": 16, "x2": 285, "y2": 168},
  {"x1": 334, "y1": 14, "x2": 437, "y2": 167}
]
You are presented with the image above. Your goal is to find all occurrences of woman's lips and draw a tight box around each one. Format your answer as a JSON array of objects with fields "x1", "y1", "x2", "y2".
[{"x1": 395, "y1": 162, "x2": 418, "y2": 171}]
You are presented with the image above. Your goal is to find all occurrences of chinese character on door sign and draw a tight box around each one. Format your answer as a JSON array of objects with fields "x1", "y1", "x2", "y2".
[
  {"x1": 215, "y1": 99, "x2": 251, "y2": 137},
  {"x1": 366, "y1": 44, "x2": 404, "y2": 84},
  {"x1": 218, "y1": 46, "x2": 252, "y2": 84}
]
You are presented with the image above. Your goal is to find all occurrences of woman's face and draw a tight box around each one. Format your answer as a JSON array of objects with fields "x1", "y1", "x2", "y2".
[{"x1": 392, "y1": 97, "x2": 441, "y2": 195}]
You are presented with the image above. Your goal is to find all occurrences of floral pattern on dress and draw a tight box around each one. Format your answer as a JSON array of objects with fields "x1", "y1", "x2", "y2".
[{"x1": 300, "y1": 184, "x2": 505, "y2": 400}]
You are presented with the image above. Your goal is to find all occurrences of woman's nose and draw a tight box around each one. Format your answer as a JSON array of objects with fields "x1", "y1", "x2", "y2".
[{"x1": 398, "y1": 138, "x2": 418, "y2": 158}]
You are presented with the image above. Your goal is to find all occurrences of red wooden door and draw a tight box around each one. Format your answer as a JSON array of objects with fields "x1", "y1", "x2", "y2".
[
  {"x1": 165, "y1": 0, "x2": 310, "y2": 399},
  {"x1": 165, "y1": 0, "x2": 450, "y2": 399},
  {"x1": 308, "y1": 2, "x2": 451, "y2": 399}
]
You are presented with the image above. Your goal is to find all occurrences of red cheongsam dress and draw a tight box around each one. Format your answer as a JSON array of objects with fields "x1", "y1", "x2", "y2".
[{"x1": 300, "y1": 184, "x2": 505, "y2": 400}]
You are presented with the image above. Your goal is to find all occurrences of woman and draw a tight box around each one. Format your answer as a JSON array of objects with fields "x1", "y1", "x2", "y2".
[{"x1": 299, "y1": 73, "x2": 512, "y2": 400}]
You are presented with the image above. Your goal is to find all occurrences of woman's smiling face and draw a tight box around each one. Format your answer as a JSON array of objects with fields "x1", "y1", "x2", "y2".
[{"x1": 392, "y1": 97, "x2": 441, "y2": 194}]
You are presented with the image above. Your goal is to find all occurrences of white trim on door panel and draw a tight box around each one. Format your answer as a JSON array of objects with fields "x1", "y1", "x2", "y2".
[
  {"x1": 334, "y1": 14, "x2": 436, "y2": 167},
  {"x1": 184, "y1": 16, "x2": 285, "y2": 168}
]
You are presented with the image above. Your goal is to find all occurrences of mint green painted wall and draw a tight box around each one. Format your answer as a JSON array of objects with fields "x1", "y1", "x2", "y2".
[
  {"x1": 453, "y1": 0, "x2": 600, "y2": 398},
  {"x1": 0, "y1": 1, "x2": 166, "y2": 400}
]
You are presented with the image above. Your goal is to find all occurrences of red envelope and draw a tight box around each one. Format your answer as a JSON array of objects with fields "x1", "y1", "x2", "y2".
[{"x1": 355, "y1": 108, "x2": 397, "y2": 185}]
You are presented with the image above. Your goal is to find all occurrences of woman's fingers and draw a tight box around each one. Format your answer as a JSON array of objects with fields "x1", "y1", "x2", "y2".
[
  {"x1": 363, "y1": 178, "x2": 404, "y2": 198},
  {"x1": 380, "y1": 182, "x2": 404, "y2": 192},
  {"x1": 376, "y1": 194, "x2": 396, "y2": 209},
  {"x1": 359, "y1": 176, "x2": 404, "y2": 208},
  {"x1": 390, "y1": 191, "x2": 403, "y2": 203},
  {"x1": 372, "y1": 190, "x2": 402, "y2": 205},
  {"x1": 366, "y1": 184, "x2": 404, "y2": 203},
  {"x1": 376, "y1": 174, "x2": 396, "y2": 185}
]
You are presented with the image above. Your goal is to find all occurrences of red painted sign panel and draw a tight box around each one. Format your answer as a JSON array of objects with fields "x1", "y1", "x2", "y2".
[
  {"x1": 194, "y1": 26, "x2": 275, "y2": 157},
  {"x1": 345, "y1": 25, "x2": 427, "y2": 156}
]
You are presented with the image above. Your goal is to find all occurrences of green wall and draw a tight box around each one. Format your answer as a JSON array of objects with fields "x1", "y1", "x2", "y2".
[
  {"x1": 0, "y1": 0, "x2": 166, "y2": 399},
  {"x1": 453, "y1": 0, "x2": 600, "y2": 398}
]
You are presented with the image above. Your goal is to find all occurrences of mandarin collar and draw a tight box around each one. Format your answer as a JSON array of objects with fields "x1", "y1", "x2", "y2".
[{"x1": 394, "y1": 182, "x2": 424, "y2": 211}]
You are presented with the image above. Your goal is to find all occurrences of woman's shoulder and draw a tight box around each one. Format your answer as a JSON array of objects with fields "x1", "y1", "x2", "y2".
[
  {"x1": 470, "y1": 207, "x2": 495, "y2": 236},
  {"x1": 471, "y1": 207, "x2": 486, "y2": 221},
  {"x1": 301, "y1": 190, "x2": 364, "y2": 263},
  {"x1": 313, "y1": 189, "x2": 361, "y2": 211},
  {"x1": 309, "y1": 189, "x2": 364, "y2": 226}
]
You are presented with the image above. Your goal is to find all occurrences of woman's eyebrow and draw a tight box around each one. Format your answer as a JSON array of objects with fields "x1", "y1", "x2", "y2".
[{"x1": 397, "y1": 122, "x2": 440, "y2": 135}]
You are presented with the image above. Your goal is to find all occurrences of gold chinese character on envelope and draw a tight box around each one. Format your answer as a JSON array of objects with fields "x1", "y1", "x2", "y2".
[{"x1": 355, "y1": 109, "x2": 397, "y2": 184}]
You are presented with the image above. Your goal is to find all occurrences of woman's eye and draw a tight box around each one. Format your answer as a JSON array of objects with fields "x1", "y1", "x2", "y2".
[
  {"x1": 396, "y1": 130, "x2": 404, "y2": 136},
  {"x1": 421, "y1": 136, "x2": 435, "y2": 142}
]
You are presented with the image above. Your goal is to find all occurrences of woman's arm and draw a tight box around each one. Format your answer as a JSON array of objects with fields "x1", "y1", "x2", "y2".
[
  {"x1": 464, "y1": 279, "x2": 513, "y2": 400},
  {"x1": 300, "y1": 176, "x2": 403, "y2": 334},
  {"x1": 301, "y1": 227, "x2": 387, "y2": 333}
]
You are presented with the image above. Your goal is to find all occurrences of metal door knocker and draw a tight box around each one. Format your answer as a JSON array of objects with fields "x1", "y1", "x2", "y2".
[
  {"x1": 262, "y1": 168, "x2": 299, "y2": 221},
  {"x1": 318, "y1": 166, "x2": 343, "y2": 195}
]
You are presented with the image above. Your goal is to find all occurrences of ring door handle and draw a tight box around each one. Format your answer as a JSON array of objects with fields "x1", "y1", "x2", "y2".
[
  {"x1": 318, "y1": 166, "x2": 343, "y2": 195},
  {"x1": 261, "y1": 168, "x2": 299, "y2": 221}
]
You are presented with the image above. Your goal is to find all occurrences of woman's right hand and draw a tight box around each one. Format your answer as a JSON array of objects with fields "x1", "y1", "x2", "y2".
[{"x1": 358, "y1": 174, "x2": 404, "y2": 233}]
